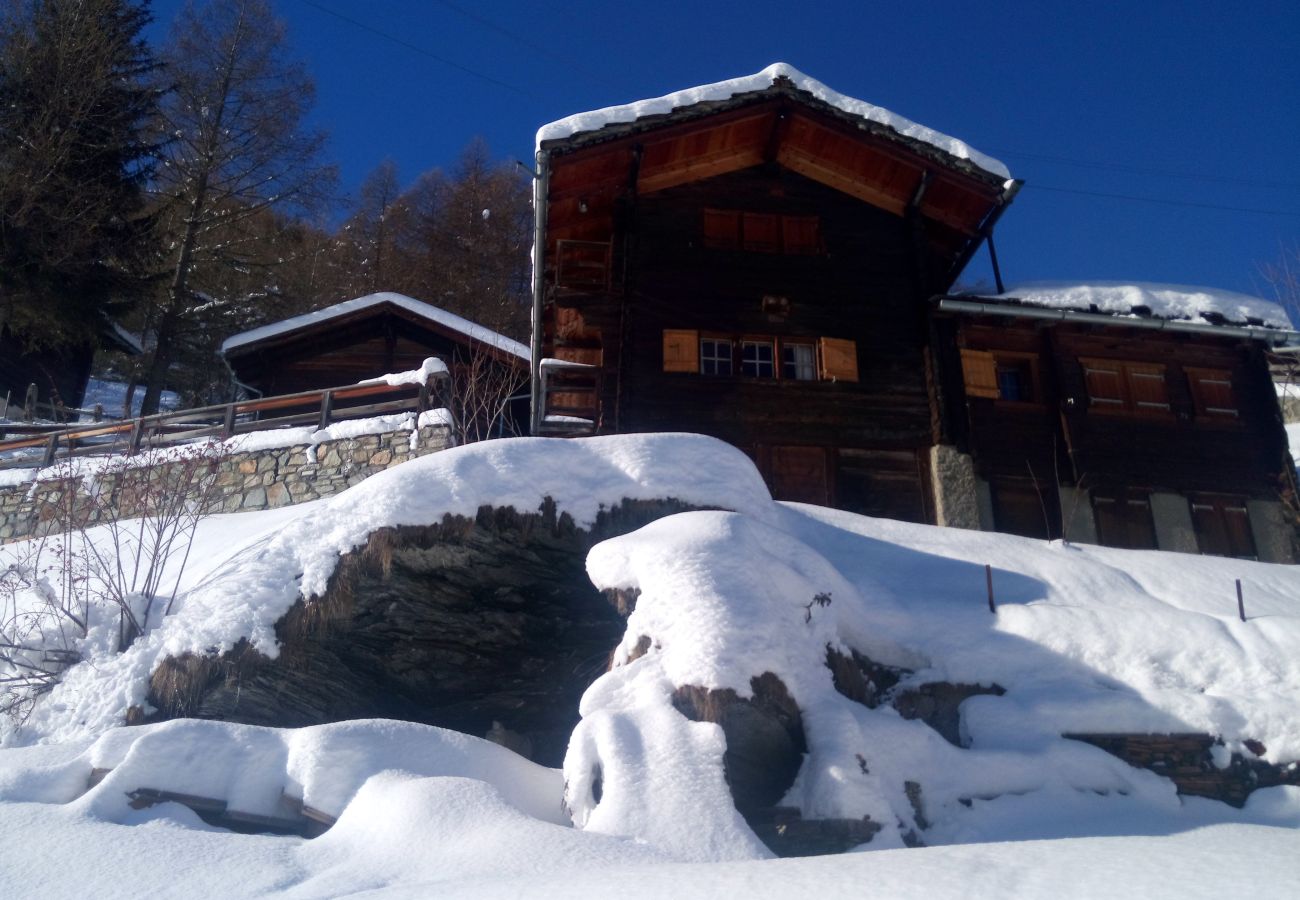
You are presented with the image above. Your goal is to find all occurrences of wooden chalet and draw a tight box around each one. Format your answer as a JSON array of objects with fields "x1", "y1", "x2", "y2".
[
  {"x1": 932, "y1": 287, "x2": 1300, "y2": 561},
  {"x1": 530, "y1": 64, "x2": 1300, "y2": 561},
  {"x1": 530, "y1": 64, "x2": 1017, "y2": 521},
  {"x1": 221, "y1": 292, "x2": 531, "y2": 434}
]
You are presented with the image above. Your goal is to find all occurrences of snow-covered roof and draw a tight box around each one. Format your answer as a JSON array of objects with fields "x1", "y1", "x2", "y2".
[
  {"x1": 962, "y1": 281, "x2": 1294, "y2": 331},
  {"x1": 220, "y1": 292, "x2": 531, "y2": 362},
  {"x1": 537, "y1": 62, "x2": 1010, "y2": 182}
]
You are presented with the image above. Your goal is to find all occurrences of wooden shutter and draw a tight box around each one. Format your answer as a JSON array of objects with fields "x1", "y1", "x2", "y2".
[
  {"x1": 1187, "y1": 368, "x2": 1237, "y2": 417},
  {"x1": 1082, "y1": 360, "x2": 1125, "y2": 408},
  {"x1": 1126, "y1": 363, "x2": 1170, "y2": 414},
  {"x1": 819, "y1": 337, "x2": 859, "y2": 382},
  {"x1": 703, "y1": 209, "x2": 740, "y2": 249},
  {"x1": 662, "y1": 329, "x2": 699, "y2": 373},
  {"x1": 742, "y1": 213, "x2": 780, "y2": 252},
  {"x1": 782, "y1": 215, "x2": 820, "y2": 255},
  {"x1": 959, "y1": 349, "x2": 999, "y2": 399}
]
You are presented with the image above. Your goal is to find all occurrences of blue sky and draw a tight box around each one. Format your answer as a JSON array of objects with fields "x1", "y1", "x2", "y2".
[{"x1": 147, "y1": 0, "x2": 1300, "y2": 302}]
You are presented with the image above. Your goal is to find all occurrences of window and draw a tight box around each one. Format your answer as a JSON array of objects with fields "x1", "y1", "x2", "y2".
[
  {"x1": 1186, "y1": 368, "x2": 1238, "y2": 419},
  {"x1": 782, "y1": 343, "x2": 816, "y2": 381},
  {"x1": 700, "y1": 338, "x2": 732, "y2": 375},
  {"x1": 702, "y1": 209, "x2": 821, "y2": 255},
  {"x1": 960, "y1": 349, "x2": 1039, "y2": 403},
  {"x1": 661, "y1": 331, "x2": 856, "y2": 383},
  {"x1": 1081, "y1": 359, "x2": 1171, "y2": 417},
  {"x1": 1092, "y1": 490, "x2": 1158, "y2": 550},
  {"x1": 741, "y1": 340, "x2": 775, "y2": 377},
  {"x1": 1191, "y1": 495, "x2": 1256, "y2": 559}
]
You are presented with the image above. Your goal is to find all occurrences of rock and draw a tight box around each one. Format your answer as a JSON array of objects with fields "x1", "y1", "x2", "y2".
[
  {"x1": 147, "y1": 499, "x2": 698, "y2": 767},
  {"x1": 671, "y1": 672, "x2": 806, "y2": 817}
]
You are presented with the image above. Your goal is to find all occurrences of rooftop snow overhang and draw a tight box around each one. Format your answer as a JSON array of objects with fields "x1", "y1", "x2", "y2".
[
  {"x1": 937, "y1": 289, "x2": 1300, "y2": 349},
  {"x1": 536, "y1": 64, "x2": 1017, "y2": 252},
  {"x1": 220, "y1": 292, "x2": 530, "y2": 364}
]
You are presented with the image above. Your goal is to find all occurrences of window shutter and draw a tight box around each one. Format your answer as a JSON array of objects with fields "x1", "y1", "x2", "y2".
[
  {"x1": 1082, "y1": 360, "x2": 1125, "y2": 407},
  {"x1": 703, "y1": 209, "x2": 740, "y2": 249},
  {"x1": 662, "y1": 329, "x2": 699, "y2": 373},
  {"x1": 782, "y1": 215, "x2": 820, "y2": 255},
  {"x1": 819, "y1": 337, "x2": 859, "y2": 382},
  {"x1": 959, "y1": 349, "x2": 999, "y2": 399},
  {"x1": 1126, "y1": 364, "x2": 1170, "y2": 412},
  {"x1": 742, "y1": 213, "x2": 780, "y2": 252}
]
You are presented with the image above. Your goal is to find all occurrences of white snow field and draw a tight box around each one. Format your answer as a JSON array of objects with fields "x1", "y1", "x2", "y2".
[{"x1": 1, "y1": 433, "x2": 1298, "y2": 897}]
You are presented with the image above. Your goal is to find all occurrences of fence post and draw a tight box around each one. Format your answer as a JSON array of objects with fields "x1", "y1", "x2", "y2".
[
  {"x1": 318, "y1": 391, "x2": 334, "y2": 430},
  {"x1": 986, "y1": 564, "x2": 996, "y2": 614},
  {"x1": 24, "y1": 383, "x2": 37, "y2": 421},
  {"x1": 42, "y1": 433, "x2": 58, "y2": 467},
  {"x1": 128, "y1": 417, "x2": 144, "y2": 455},
  {"x1": 222, "y1": 403, "x2": 236, "y2": 439},
  {"x1": 1236, "y1": 579, "x2": 1245, "y2": 622}
]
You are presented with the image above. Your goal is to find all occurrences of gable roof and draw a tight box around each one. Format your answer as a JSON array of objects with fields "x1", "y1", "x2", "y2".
[
  {"x1": 220, "y1": 292, "x2": 531, "y2": 362},
  {"x1": 538, "y1": 62, "x2": 1010, "y2": 183}
]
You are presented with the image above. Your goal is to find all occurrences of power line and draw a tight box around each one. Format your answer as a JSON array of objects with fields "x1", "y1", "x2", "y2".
[
  {"x1": 429, "y1": 0, "x2": 603, "y2": 79},
  {"x1": 993, "y1": 147, "x2": 1300, "y2": 192},
  {"x1": 1026, "y1": 183, "x2": 1300, "y2": 217},
  {"x1": 296, "y1": 0, "x2": 534, "y2": 99}
]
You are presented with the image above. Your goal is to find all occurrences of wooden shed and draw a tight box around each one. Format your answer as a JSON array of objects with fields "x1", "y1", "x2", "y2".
[
  {"x1": 530, "y1": 63, "x2": 1018, "y2": 521},
  {"x1": 221, "y1": 292, "x2": 531, "y2": 435}
]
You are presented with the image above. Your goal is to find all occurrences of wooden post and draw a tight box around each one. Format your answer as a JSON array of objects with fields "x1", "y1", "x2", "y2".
[
  {"x1": 24, "y1": 383, "x2": 37, "y2": 421},
  {"x1": 986, "y1": 564, "x2": 996, "y2": 614},
  {"x1": 1236, "y1": 579, "x2": 1245, "y2": 622},
  {"x1": 127, "y1": 417, "x2": 144, "y2": 455},
  {"x1": 93, "y1": 404, "x2": 103, "y2": 422},
  {"x1": 318, "y1": 391, "x2": 333, "y2": 429},
  {"x1": 222, "y1": 403, "x2": 236, "y2": 439},
  {"x1": 42, "y1": 433, "x2": 58, "y2": 467}
]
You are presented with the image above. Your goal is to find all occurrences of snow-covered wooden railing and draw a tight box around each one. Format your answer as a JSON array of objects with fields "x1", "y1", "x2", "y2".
[{"x1": 0, "y1": 368, "x2": 450, "y2": 470}]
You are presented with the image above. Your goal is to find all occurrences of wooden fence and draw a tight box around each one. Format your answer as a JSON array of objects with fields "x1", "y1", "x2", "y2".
[{"x1": 0, "y1": 374, "x2": 449, "y2": 471}]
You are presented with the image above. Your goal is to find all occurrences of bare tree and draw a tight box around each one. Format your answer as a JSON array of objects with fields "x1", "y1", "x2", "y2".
[
  {"x1": 1258, "y1": 242, "x2": 1300, "y2": 329},
  {"x1": 137, "y1": 0, "x2": 335, "y2": 414},
  {"x1": 446, "y1": 344, "x2": 529, "y2": 444}
]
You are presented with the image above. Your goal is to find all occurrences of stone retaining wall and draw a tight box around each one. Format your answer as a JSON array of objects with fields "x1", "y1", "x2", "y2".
[{"x1": 0, "y1": 421, "x2": 453, "y2": 544}]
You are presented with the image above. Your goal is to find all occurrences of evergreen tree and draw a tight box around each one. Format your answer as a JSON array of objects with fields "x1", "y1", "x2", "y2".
[{"x1": 0, "y1": 0, "x2": 160, "y2": 347}]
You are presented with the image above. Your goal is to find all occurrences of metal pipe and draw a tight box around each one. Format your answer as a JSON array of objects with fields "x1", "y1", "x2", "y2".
[
  {"x1": 936, "y1": 297, "x2": 1300, "y2": 347},
  {"x1": 946, "y1": 179, "x2": 1023, "y2": 289},
  {"x1": 528, "y1": 148, "x2": 550, "y2": 435}
]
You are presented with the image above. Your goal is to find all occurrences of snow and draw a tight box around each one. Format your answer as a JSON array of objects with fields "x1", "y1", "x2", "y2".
[
  {"x1": 538, "y1": 62, "x2": 1011, "y2": 181},
  {"x1": 2, "y1": 433, "x2": 1299, "y2": 894},
  {"x1": 976, "y1": 281, "x2": 1293, "y2": 330},
  {"x1": 80, "y1": 377, "x2": 179, "y2": 417},
  {"x1": 219, "y1": 292, "x2": 531, "y2": 362},
  {"x1": 358, "y1": 355, "x2": 449, "y2": 386}
]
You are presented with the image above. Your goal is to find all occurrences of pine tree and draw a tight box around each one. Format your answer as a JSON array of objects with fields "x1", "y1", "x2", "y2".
[{"x1": 0, "y1": 0, "x2": 161, "y2": 347}]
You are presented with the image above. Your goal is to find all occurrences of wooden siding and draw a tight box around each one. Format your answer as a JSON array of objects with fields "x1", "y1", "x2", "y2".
[{"x1": 948, "y1": 318, "x2": 1290, "y2": 500}]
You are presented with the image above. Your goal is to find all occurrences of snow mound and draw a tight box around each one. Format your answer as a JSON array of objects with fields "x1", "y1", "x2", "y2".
[
  {"x1": 566, "y1": 503, "x2": 1300, "y2": 854},
  {"x1": 538, "y1": 62, "x2": 1009, "y2": 180},
  {"x1": 981, "y1": 281, "x2": 1292, "y2": 329},
  {"x1": 4, "y1": 434, "x2": 773, "y2": 745}
]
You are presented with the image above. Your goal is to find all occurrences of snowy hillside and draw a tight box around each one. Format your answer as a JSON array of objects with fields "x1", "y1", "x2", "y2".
[{"x1": 1, "y1": 434, "x2": 1297, "y2": 896}]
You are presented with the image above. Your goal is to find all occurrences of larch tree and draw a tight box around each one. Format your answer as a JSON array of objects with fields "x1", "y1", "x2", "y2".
[
  {"x1": 0, "y1": 0, "x2": 160, "y2": 349},
  {"x1": 137, "y1": 0, "x2": 334, "y2": 414}
]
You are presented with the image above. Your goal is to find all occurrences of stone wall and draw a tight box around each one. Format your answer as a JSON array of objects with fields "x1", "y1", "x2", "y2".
[{"x1": 0, "y1": 421, "x2": 452, "y2": 544}]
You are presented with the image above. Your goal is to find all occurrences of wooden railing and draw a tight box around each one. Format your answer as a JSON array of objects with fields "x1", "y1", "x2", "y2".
[{"x1": 0, "y1": 374, "x2": 449, "y2": 471}]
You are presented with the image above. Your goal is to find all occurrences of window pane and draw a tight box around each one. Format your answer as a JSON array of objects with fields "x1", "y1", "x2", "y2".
[
  {"x1": 700, "y1": 339, "x2": 732, "y2": 375},
  {"x1": 741, "y1": 341, "x2": 774, "y2": 377},
  {"x1": 782, "y1": 343, "x2": 816, "y2": 380}
]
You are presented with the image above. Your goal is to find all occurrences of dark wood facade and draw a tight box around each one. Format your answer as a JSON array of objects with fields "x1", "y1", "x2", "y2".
[
  {"x1": 934, "y1": 307, "x2": 1296, "y2": 553},
  {"x1": 535, "y1": 76, "x2": 1014, "y2": 520}
]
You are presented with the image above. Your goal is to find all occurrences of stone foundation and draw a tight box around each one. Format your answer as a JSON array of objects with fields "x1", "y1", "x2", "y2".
[{"x1": 0, "y1": 421, "x2": 452, "y2": 543}]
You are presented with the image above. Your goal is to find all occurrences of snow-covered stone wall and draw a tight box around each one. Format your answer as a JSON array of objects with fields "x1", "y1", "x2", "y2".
[{"x1": 0, "y1": 420, "x2": 452, "y2": 543}]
